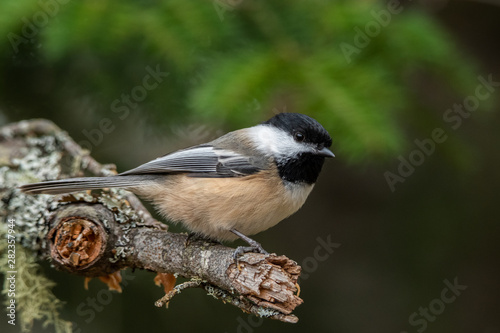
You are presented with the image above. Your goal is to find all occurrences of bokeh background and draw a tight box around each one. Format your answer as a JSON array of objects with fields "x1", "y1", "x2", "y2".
[{"x1": 1, "y1": 0, "x2": 499, "y2": 332}]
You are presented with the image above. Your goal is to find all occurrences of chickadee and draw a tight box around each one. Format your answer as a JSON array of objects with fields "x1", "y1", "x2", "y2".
[{"x1": 20, "y1": 113, "x2": 334, "y2": 257}]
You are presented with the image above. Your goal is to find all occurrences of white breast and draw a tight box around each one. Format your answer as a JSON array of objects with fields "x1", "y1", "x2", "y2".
[{"x1": 283, "y1": 181, "x2": 315, "y2": 207}]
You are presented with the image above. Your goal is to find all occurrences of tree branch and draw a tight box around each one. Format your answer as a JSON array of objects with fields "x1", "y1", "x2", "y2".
[{"x1": 0, "y1": 119, "x2": 303, "y2": 325}]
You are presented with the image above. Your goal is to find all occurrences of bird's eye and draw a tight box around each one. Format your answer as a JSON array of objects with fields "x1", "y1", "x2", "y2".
[{"x1": 294, "y1": 132, "x2": 305, "y2": 142}]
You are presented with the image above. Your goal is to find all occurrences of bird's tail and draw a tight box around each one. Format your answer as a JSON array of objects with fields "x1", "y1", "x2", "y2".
[{"x1": 19, "y1": 175, "x2": 156, "y2": 195}]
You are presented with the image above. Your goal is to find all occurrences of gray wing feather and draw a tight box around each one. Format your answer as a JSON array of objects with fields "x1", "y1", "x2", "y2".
[
  {"x1": 119, "y1": 146, "x2": 218, "y2": 175},
  {"x1": 119, "y1": 145, "x2": 261, "y2": 177}
]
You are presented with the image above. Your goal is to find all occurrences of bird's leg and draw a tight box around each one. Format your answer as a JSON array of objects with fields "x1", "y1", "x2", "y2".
[{"x1": 230, "y1": 228, "x2": 269, "y2": 260}]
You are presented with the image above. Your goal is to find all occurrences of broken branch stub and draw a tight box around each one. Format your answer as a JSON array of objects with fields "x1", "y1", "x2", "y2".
[
  {"x1": 47, "y1": 203, "x2": 121, "y2": 277},
  {"x1": 227, "y1": 254, "x2": 303, "y2": 315}
]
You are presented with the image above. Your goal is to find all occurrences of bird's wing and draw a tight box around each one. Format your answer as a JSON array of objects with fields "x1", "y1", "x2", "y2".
[{"x1": 119, "y1": 145, "x2": 263, "y2": 177}]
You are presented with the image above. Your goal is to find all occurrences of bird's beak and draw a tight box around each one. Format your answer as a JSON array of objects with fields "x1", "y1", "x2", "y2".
[{"x1": 316, "y1": 147, "x2": 335, "y2": 158}]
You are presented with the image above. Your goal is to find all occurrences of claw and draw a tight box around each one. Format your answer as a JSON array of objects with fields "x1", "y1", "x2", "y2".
[
  {"x1": 230, "y1": 228, "x2": 269, "y2": 264},
  {"x1": 232, "y1": 245, "x2": 269, "y2": 261}
]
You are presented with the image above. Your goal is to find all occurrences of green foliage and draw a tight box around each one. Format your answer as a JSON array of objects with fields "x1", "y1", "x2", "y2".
[{"x1": 0, "y1": 0, "x2": 482, "y2": 161}]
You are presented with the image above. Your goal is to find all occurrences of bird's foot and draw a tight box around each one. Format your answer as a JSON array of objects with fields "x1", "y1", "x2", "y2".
[
  {"x1": 230, "y1": 228, "x2": 269, "y2": 263},
  {"x1": 232, "y1": 244, "x2": 269, "y2": 261}
]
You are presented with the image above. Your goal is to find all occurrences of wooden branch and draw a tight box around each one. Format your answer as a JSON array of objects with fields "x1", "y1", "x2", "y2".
[{"x1": 0, "y1": 119, "x2": 303, "y2": 324}]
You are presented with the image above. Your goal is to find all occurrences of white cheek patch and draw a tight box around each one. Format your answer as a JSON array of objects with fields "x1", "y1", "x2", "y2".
[{"x1": 248, "y1": 125, "x2": 313, "y2": 159}]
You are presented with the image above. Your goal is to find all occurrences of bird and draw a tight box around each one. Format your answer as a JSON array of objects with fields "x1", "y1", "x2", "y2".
[{"x1": 20, "y1": 112, "x2": 334, "y2": 257}]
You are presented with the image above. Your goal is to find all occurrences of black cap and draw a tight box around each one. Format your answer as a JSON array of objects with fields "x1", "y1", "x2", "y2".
[{"x1": 264, "y1": 113, "x2": 332, "y2": 149}]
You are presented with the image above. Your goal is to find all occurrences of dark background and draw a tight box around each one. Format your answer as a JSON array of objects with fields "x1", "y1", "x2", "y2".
[{"x1": 1, "y1": 0, "x2": 499, "y2": 332}]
